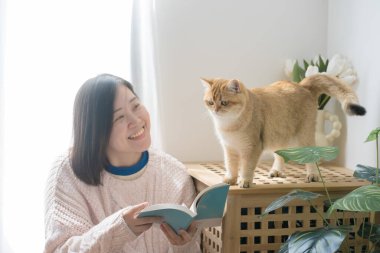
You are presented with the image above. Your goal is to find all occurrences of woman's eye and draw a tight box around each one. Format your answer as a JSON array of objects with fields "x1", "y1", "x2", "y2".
[
  {"x1": 207, "y1": 100, "x2": 214, "y2": 106},
  {"x1": 221, "y1": 101, "x2": 229, "y2": 106},
  {"x1": 114, "y1": 115, "x2": 125, "y2": 122},
  {"x1": 134, "y1": 103, "x2": 140, "y2": 110}
]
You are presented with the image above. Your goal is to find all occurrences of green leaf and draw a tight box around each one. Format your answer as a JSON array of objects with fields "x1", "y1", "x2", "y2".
[
  {"x1": 365, "y1": 127, "x2": 380, "y2": 142},
  {"x1": 278, "y1": 236, "x2": 290, "y2": 253},
  {"x1": 303, "y1": 60, "x2": 309, "y2": 70},
  {"x1": 275, "y1": 146, "x2": 339, "y2": 164},
  {"x1": 288, "y1": 227, "x2": 349, "y2": 253},
  {"x1": 318, "y1": 95, "x2": 331, "y2": 110},
  {"x1": 262, "y1": 190, "x2": 321, "y2": 216},
  {"x1": 354, "y1": 164, "x2": 380, "y2": 183},
  {"x1": 327, "y1": 185, "x2": 380, "y2": 216},
  {"x1": 292, "y1": 61, "x2": 305, "y2": 83},
  {"x1": 357, "y1": 222, "x2": 380, "y2": 243},
  {"x1": 318, "y1": 55, "x2": 327, "y2": 72}
]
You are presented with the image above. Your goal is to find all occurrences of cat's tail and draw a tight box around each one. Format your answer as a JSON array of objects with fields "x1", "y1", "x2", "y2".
[{"x1": 300, "y1": 74, "x2": 366, "y2": 116}]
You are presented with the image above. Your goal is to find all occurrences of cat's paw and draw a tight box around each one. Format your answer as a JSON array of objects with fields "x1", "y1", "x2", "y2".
[
  {"x1": 305, "y1": 173, "x2": 319, "y2": 182},
  {"x1": 223, "y1": 176, "x2": 238, "y2": 185},
  {"x1": 238, "y1": 179, "x2": 253, "y2": 188},
  {"x1": 268, "y1": 169, "x2": 286, "y2": 178}
]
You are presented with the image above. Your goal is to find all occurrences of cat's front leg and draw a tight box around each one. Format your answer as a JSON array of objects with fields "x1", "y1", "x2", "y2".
[
  {"x1": 223, "y1": 147, "x2": 239, "y2": 185},
  {"x1": 305, "y1": 163, "x2": 319, "y2": 182},
  {"x1": 239, "y1": 149, "x2": 261, "y2": 188},
  {"x1": 269, "y1": 153, "x2": 286, "y2": 178}
]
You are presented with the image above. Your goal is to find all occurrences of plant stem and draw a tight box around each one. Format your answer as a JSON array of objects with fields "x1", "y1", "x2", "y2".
[
  {"x1": 376, "y1": 135, "x2": 379, "y2": 186},
  {"x1": 308, "y1": 200, "x2": 330, "y2": 227},
  {"x1": 318, "y1": 96, "x2": 331, "y2": 110},
  {"x1": 316, "y1": 162, "x2": 333, "y2": 206}
]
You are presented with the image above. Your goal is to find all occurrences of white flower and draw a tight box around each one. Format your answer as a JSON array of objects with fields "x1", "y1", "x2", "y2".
[
  {"x1": 326, "y1": 54, "x2": 357, "y2": 85},
  {"x1": 284, "y1": 54, "x2": 357, "y2": 86},
  {"x1": 339, "y1": 67, "x2": 354, "y2": 77},
  {"x1": 284, "y1": 59, "x2": 296, "y2": 78},
  {"x1": 305, "y1": 65, "x2": 319, "y2": 77},
  {"x1": 326, "y1": 54, "x2": 347, "y2": 77},
  {"x1": 339, "y1": 75, "x2": 357, "y2": 85}
]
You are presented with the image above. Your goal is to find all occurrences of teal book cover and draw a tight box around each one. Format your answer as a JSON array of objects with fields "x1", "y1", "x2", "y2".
[{"x1": 137, "y1": 183, "x2": 230, "y2": 233}]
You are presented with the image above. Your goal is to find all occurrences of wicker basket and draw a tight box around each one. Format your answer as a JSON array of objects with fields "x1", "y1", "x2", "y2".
[{"x1": 186, "y1": 161, "x2": 373, "y2": 253}]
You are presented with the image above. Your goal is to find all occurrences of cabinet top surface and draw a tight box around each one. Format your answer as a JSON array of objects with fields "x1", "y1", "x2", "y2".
[{"x1": 185, "y1": 162, "x2": 369, "y2": 194}]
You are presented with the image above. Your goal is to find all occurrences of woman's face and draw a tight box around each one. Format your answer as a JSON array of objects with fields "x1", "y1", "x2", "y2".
[{"x1": 106, "y1": 85, "x2": 151, "y2": 165}]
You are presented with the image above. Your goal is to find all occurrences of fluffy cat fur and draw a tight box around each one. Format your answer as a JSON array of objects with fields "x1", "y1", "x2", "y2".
[{"x1": 201, "y1": 74, "x2": 366, "y2": 188}]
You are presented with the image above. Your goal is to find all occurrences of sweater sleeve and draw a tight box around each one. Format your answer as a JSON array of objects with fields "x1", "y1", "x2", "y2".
[{"x1": 44, "y1": 158, "x2": 137, "y2": 253}]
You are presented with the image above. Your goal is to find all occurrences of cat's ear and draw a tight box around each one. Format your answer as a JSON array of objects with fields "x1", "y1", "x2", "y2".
[
  {"x1": 227, "y1": 79, "x2": 241, "y2": 93},
  {"x1": 200, "y1": 78, "x2": 213, "y2": 89}
]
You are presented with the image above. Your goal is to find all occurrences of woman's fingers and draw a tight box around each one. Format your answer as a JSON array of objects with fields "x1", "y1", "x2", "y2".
[
  {"x1": 129, "y1": 202, "x2": 149, "y2": 217},
  {"x1": 160, "y1": 223, "x2": 176, "y2": 243},
  {"x1": 133, "y1": 223, "x2": 153, "y2": 234},
  {"x1": 136, "y1": 216, "x2": 163, "y2": 225},
  {"x1": 160, "y1": 223, "x2": 194, "y2": 245},
  {"x1": 187, "y1": 222, "x2": 198, "y2": 236},
  {"x1": 123, "y1": 202, "x2": 161, "y2": 236},
  {"x1": 178, "y1": 229, "x2": 192, "y2": 242}
]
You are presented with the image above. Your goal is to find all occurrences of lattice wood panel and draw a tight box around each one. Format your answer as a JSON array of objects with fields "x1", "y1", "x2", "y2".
[{"x1": 187, "y1": 162, "x2": 372, "y2": 253}]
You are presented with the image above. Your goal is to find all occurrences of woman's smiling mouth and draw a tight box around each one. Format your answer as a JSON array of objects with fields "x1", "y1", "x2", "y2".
[{"x1": 128, "y1": 126, "x2": 145, "y2": 140}]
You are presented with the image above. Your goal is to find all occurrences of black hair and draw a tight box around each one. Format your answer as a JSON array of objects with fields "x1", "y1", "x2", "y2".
[{"x1": 70, "y1": 73, "x2": 135, "y2": 185}]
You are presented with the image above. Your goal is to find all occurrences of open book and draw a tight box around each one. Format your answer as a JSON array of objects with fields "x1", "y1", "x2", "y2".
[{"x1": 137, "y1": 183, "x2": 230, "y2": 233}]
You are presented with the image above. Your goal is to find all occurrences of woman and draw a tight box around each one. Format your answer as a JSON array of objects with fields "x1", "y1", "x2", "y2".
[{"x1": 44, "y1": 74, "x2": 201, "y2": 253}]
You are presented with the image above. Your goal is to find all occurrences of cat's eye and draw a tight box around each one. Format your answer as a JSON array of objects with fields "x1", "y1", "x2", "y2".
[
  {"x1": 207, "y1": 100, "x2": 214, "y2": 106},
  {"x1": 221, "y1": 101, "x2": 229, "y2": 106}
]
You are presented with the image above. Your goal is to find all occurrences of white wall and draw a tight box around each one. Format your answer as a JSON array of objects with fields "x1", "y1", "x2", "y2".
[
  {"x1": 328, "y1": 0, "x2": 380, "y2": 169},
  {"x1": 0, "y1": 0, "x2": 5, "y2": 250},
  {"x1": 151, "y1": 0, "x2": 328, "y2": 162}
]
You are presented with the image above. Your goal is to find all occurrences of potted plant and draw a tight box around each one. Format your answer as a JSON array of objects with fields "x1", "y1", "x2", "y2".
[
  {"x1": 285, "y1": 54, "x2": 357, "y2": 147},
  {"x1": 262, "y1": 127, "x2": 380, "y2": 252}
]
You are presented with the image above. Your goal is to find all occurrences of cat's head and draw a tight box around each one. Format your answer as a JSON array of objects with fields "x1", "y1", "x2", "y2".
[{"x1": 201, "y1": 78, "x2": 248, "y2": 119}]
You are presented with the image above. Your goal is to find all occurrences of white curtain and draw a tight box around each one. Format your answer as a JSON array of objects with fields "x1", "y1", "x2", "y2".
[
  {"x1": 130, "y1": 0, "x2": 162, "y2": 149},
  {"x1": 1, "y1": 0, "x2": 133, "y2": 252},
  {"x1": 0, "y1": 0, "x2": 6, "y2": 251}
]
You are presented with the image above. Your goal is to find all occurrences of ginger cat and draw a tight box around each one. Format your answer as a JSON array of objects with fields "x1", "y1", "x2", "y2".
[{"x1": 201, "y1": 74, "x2": 366, "y2": 188}]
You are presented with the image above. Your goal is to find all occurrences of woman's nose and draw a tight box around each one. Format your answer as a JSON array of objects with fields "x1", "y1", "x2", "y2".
[{"x1": 127, "y1": 114, "x2": 141, "y2": 128}]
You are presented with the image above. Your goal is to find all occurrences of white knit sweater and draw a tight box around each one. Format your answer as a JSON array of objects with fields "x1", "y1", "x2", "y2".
[{"x1": 44, "y1": 149, "x2": 201, "y2": 253}]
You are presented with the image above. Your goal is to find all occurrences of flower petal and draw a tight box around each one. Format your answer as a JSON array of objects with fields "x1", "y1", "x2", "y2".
[
  {"x1": 339, "y1": 75, "x2": 357, "y2": 85},
  {"x1": 284, "y1": 59, "x2": 296, "y2": 78},
  {"x1": 327, "y1": 54, "x2": 346, "y2": 76},
  {"x1": 305, "y1": 65, "x2": 319, "y2": 77},
  {"x1": 338, "y1": 67, "x2": 356, "y2": 79}
]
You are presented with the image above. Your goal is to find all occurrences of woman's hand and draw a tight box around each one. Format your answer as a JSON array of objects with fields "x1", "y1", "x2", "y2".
[
  {"x1": 122, "y1": 202, "x2": 162, "y2": 236},
  {"x1": 160, "y1": 222, "x2": 198, "y2": 246}
]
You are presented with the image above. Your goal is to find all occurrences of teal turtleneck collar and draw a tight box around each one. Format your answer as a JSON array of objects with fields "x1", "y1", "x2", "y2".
[{"x1": 105, "y1": 151, "x2": 149, "y2": 176}]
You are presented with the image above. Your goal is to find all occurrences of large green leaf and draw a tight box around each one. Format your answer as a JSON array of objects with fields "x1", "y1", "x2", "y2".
[
  {"x1": 263, "y1": 190, "x2": 321, "y2": 216},
  {"x1": 292, "y1": 61, "x2": 305, "y2": 83},
  {"x1": 327, "y1": 185, "x2": 380, "y2": 216},
  {"x1": 278, "y1": 239, "x2": 289, "y2": 253},
  {"x1": 357, "y1": 222, "x2": 380, "y2": 243},
  {"x1": 275, "y1": 146, "x2": 339, "y2": 164},
  {"x1": 366, "y1": 127, "x2": 380, "y2": 142},
  {"x1": 288, "y1": 227, "x2": 349, "y2": 253},
  {"x1": 354, "y1": 164, "x2": 380, "y2": 183}
]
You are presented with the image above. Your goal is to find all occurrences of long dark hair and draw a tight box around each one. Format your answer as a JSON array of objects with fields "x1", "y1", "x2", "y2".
[{"x1": 70, "y1": 74, "x2": 135, "y2": 185}]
